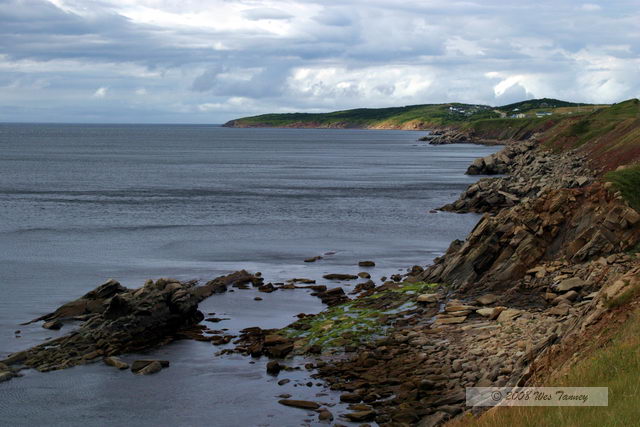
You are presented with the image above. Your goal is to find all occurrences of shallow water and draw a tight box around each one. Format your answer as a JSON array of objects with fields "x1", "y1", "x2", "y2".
[{"x1": 0, "y1": 124, "x2": 497, "y2": 426}]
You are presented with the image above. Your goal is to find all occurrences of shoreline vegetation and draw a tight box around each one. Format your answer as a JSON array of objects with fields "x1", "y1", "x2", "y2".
[{"x1": 3, "y1": 99, "x2": 640, "y2": 426}]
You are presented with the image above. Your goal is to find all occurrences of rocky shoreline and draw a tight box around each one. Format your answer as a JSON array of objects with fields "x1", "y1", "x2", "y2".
[
  {"x1": 228, "y1": 137, "x2": 639, "y2": 425},
  {"x1": 2, "y1": 135, "x2": 639, "y2": 426}
]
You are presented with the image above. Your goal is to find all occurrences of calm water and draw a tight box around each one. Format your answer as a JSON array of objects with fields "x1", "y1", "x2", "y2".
[{"x1": 0, "y1": 124, "x2": 497, "y2": 426}]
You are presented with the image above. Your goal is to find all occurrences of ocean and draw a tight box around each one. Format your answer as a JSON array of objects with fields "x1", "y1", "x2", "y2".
[{"x1": 0, "y1": 124, "x2": 497, "y2": 426}]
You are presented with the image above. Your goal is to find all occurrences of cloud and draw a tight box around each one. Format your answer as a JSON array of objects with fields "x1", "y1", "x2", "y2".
[
  {"x1": 242, "y1": 7, "x2": 293, "y2": 21},
  {"x1": 0, "y1": 0, "x2": 638, "y2": 123},
  {"x1": 93, "y1": 86, "x2": 108, "y2": 97}
]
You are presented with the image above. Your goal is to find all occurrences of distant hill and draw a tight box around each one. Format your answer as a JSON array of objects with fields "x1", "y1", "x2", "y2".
[
  {"x1": 498, "y1": 98, "x2": 594, "y2": 113},
  {"x1": 223, "y1": 98, "x2": 602, "y2": 130},
  {"x1": 223, "y1": 103, "x2": 500, "y2": 130}
]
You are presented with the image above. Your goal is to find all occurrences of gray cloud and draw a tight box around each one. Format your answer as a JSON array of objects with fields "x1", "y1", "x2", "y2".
[{"x1": 0, "y1": 0, "x2": 639, "y2": 123}]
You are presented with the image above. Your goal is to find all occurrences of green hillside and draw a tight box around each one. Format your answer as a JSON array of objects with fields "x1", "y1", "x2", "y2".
[
  {"x1": 499, "y1": 98, "x2": 593, "y2": 113},
  {"x1": 223, "y1": 103, "x2": 499, "y2": 129},
  {"x1": 223, "y1": 98, "x2": 600, "y2": 130}
]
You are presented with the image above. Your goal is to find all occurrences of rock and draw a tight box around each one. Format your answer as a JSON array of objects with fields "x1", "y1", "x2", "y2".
[
  {"x1": 304, "y1": 256, "x2": 323, "y2": 263},
  {"x1": 264, "y1": 334, "x2": 288, "y2": 346},
  {"x1": 0, "y1": 371, "x2": 14, "y2": 383},
  {"x1": 340, "y1": 392, "x2": 362, "y2": 403},
  {"x1": 497, "y1": 308, "x2": 521, "y2": 323},
  {"x1": 548, "y1": 304, "x2": 570, "y2": 316},
  {"x1": 42, "y1": 320, "x2": 63, "y2": 330},
  {"x1": 417, "y1": 294, "x2": 438, "y2": 303},
  {"x1": 131, "y1": 360, "x2": 170, "y2": 373},
  {"x1": 277, "y1": 378, "x2": 290, "y2": 385},
  {"x1": 476, "y1": 308, "x2": 496, "y2": 318},
  {"x1": 557, "y1": 277, "x2": 586, "y2": 292},
  {"x1": 358, "y1": 261, "x2": 376, "y2": 267},
  {"x1": 266, "y1": 361, "x2": 281, "y2": 375},
  {"x1": 476, "y1": 294, "x2": 499, "y2": 305},
  {"x1": 344, "y1": 410, "x2": 375, "y2": 422},
  {"x1": 434, "y1": 316, "x2": 467, "y2": 325},
  {"x1": 258, "y1": 283, "x2": 276, "y2": 293},
  {"x1": 357, "y1": 272, "x2": 371, "y2": 279},
  {"x1": 323, "y1": 274, "x2": 358, "y2": 281},
  {"x1": 136, "y1": 361, "x2": 163, "y2": 375},
  {"x1": 264, "y1": 342, "x2": 294, "y2": 358},
  {"x1": 318, "y1": 409, "x2": 333, "y2": 421},
  {"x1": 278, "y1": 399, "x2": 320, "y2": 410},
  {"x1": 103, "y1": 356, "x2": 129, "y2": 370},
  {"x1": 316, "y1": 287, "x2": 350, "y2": 307}
]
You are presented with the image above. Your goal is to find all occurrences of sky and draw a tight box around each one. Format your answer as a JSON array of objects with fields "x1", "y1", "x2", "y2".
[{"x1": 0, "y1": 0, "x2": 639, "y2": 123}]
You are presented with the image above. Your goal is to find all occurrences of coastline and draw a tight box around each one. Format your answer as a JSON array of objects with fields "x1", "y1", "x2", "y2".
[{"x1": 2, "y1": 129, "x2": 639, "y2": 426}]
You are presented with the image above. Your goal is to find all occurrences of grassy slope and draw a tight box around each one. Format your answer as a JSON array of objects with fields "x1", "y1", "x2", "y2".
[
  {"x1": 448, "y1": 307, "x2": 640, "y2": 427},
  {"x1": 223, "y1": 98, "x2": 599, "y2": 130},
  {"x1": 541, "y1": 99, "x2": 640, "y2": 171},
  {"x1": 224, "y1": 103, "x2": 499, "y2": 129}
]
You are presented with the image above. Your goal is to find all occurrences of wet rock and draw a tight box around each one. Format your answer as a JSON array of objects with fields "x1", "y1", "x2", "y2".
[
  {"x1": 131, "y1": 360, "x2": 169, "y2": 374},
  {"x1": 258, "y1": 283, "x2": 276, "y2": 293},
  {"x1": 318, "y1": 409, "x2": 333, "y2": 421},
  {"x1": 278, "y1": 399, "x2": 320, "y2": 410},
  {"x1": 339, "y1": 392, "x2": 362, "y2": 403},
  {"x1": 316, "y1": 287, "x2": 350, "y2": 307},
  {"x1": 357, "y1": 272, "x2": 371, "y2": 279},
  {"x1": 43, "y1": 320, "x2": 63, "y2": 330},
  {"x1": 358, "y1": 261, "x2": 376, "y2": 267},
  {"x1": 344, "y1": 410, "x2": 375, "y2": 422},
  {"x1": 277, "y1": 378, "x2": 290, "y2": 385},
  {"x1": 136, "y1": 361, "x2": 162, "y2": 375},
  {"x1": 266, "y1": 361, "x2": 281, "y2": 375},
  {"x1": 304, "y1": 256, "x2": 323, "y2": 263},
  {"x1": 103, "y1": 356, "x2": 129, "y2": 370},
  {"x1": 323, "y1": 274, "x2": 358, "y2": 281},
  {"x1": 0, "y1": 371, "x2": 16, "y2": 383}
]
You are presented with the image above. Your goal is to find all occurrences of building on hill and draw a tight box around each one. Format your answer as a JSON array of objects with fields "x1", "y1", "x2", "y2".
[{"x1": 535, "y1": 111, "x2": 552, "y2": 117}]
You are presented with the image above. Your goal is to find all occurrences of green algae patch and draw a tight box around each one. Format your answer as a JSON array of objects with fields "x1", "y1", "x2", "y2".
[{"x1": 282, "y1": 281, "x2": 441, "y2": 352}]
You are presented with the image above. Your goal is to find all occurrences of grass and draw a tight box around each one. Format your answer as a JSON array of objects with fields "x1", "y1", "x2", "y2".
[
  {"x1": 281, "y1": 282, "x2": 439, "y2": 351},
  {"x1": 225, "y1": 103, "x2": 500, "y2": 129},
  {"x1": 605, "y1": 163, "x2": 640, "y2": 211},
  {"x1": 605, "y1": 281, "x2": 640, "y2": 310},
  {"x1": 448, "y1": 310, "x2": 640, "y2": 427}
]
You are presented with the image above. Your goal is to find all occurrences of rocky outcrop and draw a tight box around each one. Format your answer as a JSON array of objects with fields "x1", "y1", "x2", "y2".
[
  {"x1": 2, "y1": 270, "x2": 262, "y2": 375},
  {"x1": 441, "y1": 141, "x2": 594, "y2": 213},
  {"x1": 420, "y1": 129, "x2": 470, "y2": 145},
  {"x1": 422, "y1": 185, "x2": 640, "y2": 292}
]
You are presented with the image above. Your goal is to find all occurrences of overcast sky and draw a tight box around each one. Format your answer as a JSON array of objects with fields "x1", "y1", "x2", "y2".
[{"x1": 1, "y1": 0, "x2": 639, "y2": 123}]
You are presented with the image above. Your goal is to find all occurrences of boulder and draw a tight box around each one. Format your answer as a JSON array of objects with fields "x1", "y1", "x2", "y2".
[
  {"x1": 323, "y1": 274, "x2": 358, "y2": 281},
  {"x1": 557, "y1": 277, "x2": 586, "y2": 292},
  {"x1": 278, "y1": 399, "x2": 320, "y2": 410},
  {"x1": 358, "y1": 261, "x2": 376, "y2": 267},
  {"x1": 417, "y1": 294, "x2": 438, "y2": 304},
  {"x1": 496, "y1": 309, "x2": 521, "y2": 323},
  {"x1": 344, "y1": 410, "x2": 375, "y2": 422},
  {"x1": 475, "y1": 294, "x2": 499, "y2": 305},
  {"x1": 339, "y1": 392, "x2": 362, "y2": 403},
  {"x1": 266, "y1": 361, "x2": 281, "y2": 375},
  {"x1": 103, "y1": 356, "x2": 129, "y2": 370},
  {"x1": 131, "y1": 360, "x2": 169, "y2": 374},
  {"x1": 137, "y1": 361, "x2": 163, "y2": 375}
]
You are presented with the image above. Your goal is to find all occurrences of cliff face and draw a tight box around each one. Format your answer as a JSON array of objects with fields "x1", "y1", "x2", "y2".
[{"x1": 422, "y1": 184, "x2": 640, "y2": 293}]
